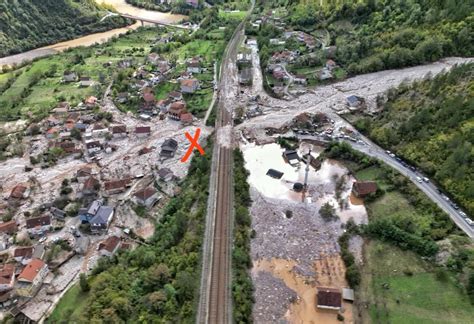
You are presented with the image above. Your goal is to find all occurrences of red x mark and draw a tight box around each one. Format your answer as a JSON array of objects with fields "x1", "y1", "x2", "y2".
[{"x1": 181, "y1": 128, "x2": 205, "y2": 163}]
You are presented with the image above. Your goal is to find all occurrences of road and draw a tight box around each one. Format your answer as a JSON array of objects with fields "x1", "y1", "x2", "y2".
[
  {"x1": 196, "y1": 1, "x2": 254, "y2": 323},
  {"x1": 342, "y1": 132, "x2": 474, "y2": 238}
]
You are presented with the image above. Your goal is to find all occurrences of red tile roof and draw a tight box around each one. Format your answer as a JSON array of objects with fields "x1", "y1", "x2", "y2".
[
  {"x1": 18, "y1": 259, "x2": 46, "y2": 283},
  {"x1": 135, "y1": 126, "x2": 151, "y2": 134},
  {"x1": 134, "y1": 187, "x2": 157, "y2": 201},
  {"x1": 25, "y1": 215, "x2": 51, "y2": 229},
  {"x1": 14, "y1": 247, "x2": 33, "y2": 258},
  {"x1": 98, "y1": 236, "x2": 121, "y2": 253},
  {"x1": 0, "y1": 264, "x2": 15, "y2": 285},
  {"x1": 352, "y1": 181, "x2": 378, "y2": 196},
  {"x1": 10, "y1": 184, "x2": 27, "y2": 199},
  {"x1": 0, "y1": 220, "x2": 18, "y2": 234}
]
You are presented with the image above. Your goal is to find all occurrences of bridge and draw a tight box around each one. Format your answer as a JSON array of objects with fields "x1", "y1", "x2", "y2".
[{"x1": 117, "y1": 13, "x2": 190, "y2": 29}]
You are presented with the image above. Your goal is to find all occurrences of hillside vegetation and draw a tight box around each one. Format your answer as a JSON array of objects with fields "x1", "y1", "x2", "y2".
[
  {"x1": 0, "y1": 0, "x2": 128, "y2": 57},
  {"x1": 351, "y1": 63, "x2": 474, "y2": 216},
  {"x1": 256, "y1": 0, "x2": 473, "y2": 75}
]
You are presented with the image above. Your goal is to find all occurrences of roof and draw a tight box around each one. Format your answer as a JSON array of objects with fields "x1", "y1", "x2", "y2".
[
  {"x1": 161, "y1": 138, "x2": 178, "y2": 150},
  {"x1": 90, "y1": 206, "x2": 114, "y2": 225},
  {"x1": 180, "y1": 113, "x2": 193, "y2": 123},
  {"x1": 86, "y1": 200, "x2": 103, "y2": 215},
  {"x1": 0, "y1": 220, "x2": 18, "y2": 234},
  {"x1": 85, "y1": 96, "x2": 97, "y2": 105},
  {"x1": 169, "y1": 101, "x2": 186, "y2": 112},
  {"x1": 347, "y1": 95, "x2": 360, "y2": 104},
  {"x1": 111, "y1": 125, "x2": 127, "y2": 134},
  {"x1": 180, "y1": 79, "x2": 199, "y2": 87},
  {"x1": 0, "y1": 264, "x2": 15, "y2": 285},
  {"x1": 342, "y1": 288, "x2": 354, "y2": 301},
  {"x1": 18, "y1": 259, "x2": 46, "y2": 283},
  {"x1": 104, "y1": 179, "x2": 130, "y2": 191},
  {"x1": 85, "y1": 141, "x2": 101, "y2": 149},
  {"x1": 352, "y1": 181, "x2": 377, "y2": 196},
  {"x1": 134, "y1": 187, "x2": 157, "y2": 201},
  {"x1": 25, "y1": 215, "x2": 51, "y2": 229},
  {"x1": 83, "y1": 176, "x2": 99, "y2": 191},
  {"x1": 187, "y1": 61, "x2": 201, "y2": 67},
  {"x1": 135, "y1": 126, "x2": 151, "y2": 134},
  {"x1": 266, "y1": 169, "x2": 284, "y2": 179},
  {"x1": 98, "y1": 236, "x2": 121, "y2": 253},
  {"x1": 169, "y1": 91, "x2": 182, "y2": 99},
  {"x1": 158, "y1": 168, "x2": 173, "y2": 178},
  {"x1": 14, "y1": 246, "x2": 34, "y2": 258},
  {"x1": 317, "y1": 287, "x2": 342, "y2": 308},
  {"x1": 283, "y1": 150, "x2": 299, "y2": 161},
  {"x1": 10, "y1": 184, "x2": 27, "y2": 199},
  {"x1": 143, "y1": 92, "x2": 155, "y2": 103}
]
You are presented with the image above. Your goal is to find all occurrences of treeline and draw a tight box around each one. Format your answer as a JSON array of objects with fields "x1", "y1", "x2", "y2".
[
  {"x1": 0, "y1": 0, "x2": 129, "y2": 57},
  {"x1": 353, "y1": 63, "x2": 474, "y2": 216},
  {"x1": 285, "y1": 0, "x2": 473, "y2": 74},
  {"x1": 52, "y1": 143, "x2": 213, "y2": 322},
  {"x1": 232, "y1": 149, "x2": 254, "y2": 323}
]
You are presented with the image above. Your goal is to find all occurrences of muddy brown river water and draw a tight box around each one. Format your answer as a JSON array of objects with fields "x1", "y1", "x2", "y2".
[{"x1": 0, "y1": 0, "x2": 186, "y2": 67}]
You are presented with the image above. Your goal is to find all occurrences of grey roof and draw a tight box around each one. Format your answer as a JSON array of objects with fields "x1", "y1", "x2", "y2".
[
  {"x1": 87, "y1": 200, "x2": 103, "y2": 215},
  {"x1": 161, "y1": 139, "x2": 178, "y2": 150},
  {"x1": 342, "y1": 288, "x2": 354, "y2": 301},
  {"x1": 32, "y1": 244, "x2": 45, "y2": 259},
  {"x1": 90, "y1": 206, "x2": 114, "y2": 225},
  {"x1": 347, "y1": 95, "x2": 359, "y2": 104}
]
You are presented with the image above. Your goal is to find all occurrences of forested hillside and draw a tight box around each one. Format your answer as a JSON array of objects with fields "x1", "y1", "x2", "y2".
[
  {"x1": 256, "y1": 0, "x2": 473, "y2": 75},
  {"x1": 0, "y1": 0, "x2": 128, "y2": 57},
  {"x1": 352, "y1": 63, "x2": 474, "y2": 216}
]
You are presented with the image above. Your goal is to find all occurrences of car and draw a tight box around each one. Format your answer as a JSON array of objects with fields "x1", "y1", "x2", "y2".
[
  {"x1": 416, "y1": 176, "x2": 423, "y2": 183},
  {"x1": 389, "y1": 153, "x2": 396, "y2": 158},
  {"x1": 442, "y1": 195, "x2": 450, "y2": 202},
  {"x1": 39, "y1": 237, "x2": 47, "y2": 243},
  {"x1": 386, "y1": 150, "x2": 391, "y2": 154},
  {"x1": 423, "y1": 177, "x2": 429, "y2": 182},
  {"x1": 464, "y1": 218, "x2": 474, "y2": 226},
  {"x1": 459, "y1": 211, "x2": 467, "y2": 218},
  {"x1": 409, "y1": 166, "x2": 416, "y2": 171}
]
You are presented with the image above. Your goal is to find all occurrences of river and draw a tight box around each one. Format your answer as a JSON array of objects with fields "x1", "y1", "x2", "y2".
[{"x1": 0, "y1": 0, "x2": 186, "y2": 68}]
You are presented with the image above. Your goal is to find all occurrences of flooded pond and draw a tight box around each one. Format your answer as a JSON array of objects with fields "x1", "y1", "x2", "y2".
[{"x1": 241, "y1": 142, "x2": 367, "y2": 224}]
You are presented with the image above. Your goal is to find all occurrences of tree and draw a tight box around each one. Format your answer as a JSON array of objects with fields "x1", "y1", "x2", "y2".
[
  {"x1": 79, "y1": 273, "x2": 90, "y2": 292},
  {"x1": 467, "y1": 272, "x2": 474, "y2": 304},
  {"x1": 319, "y1": 202, "x2": 337, "y2": 221}
]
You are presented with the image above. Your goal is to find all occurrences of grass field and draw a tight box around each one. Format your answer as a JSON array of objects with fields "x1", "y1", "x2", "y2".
[
  {"x1": 47, "y1": 283, "x2": 89, "y2": 323},
  {"x1": 359, "y1": 240, "x2": 474, "y2": 324}
]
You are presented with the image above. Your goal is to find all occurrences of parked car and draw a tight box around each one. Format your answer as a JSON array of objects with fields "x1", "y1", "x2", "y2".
[
  {"x1": 416, "y1": 176, "x2": 423, "y2": 183},
  {"x1": 423, "y1": 177, "x2": 429, "y2": 182},
  {"x1": 464, "y1": 218, "x2": 473, "y2": 226},
  {"x1": 459, "y1": 211, "x2": 467, "y2": 218}
]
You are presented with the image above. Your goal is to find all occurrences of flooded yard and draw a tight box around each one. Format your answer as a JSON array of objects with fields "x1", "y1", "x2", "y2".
[{"x1": 243, "y1": 141, "x2": 366, "y2": 323}]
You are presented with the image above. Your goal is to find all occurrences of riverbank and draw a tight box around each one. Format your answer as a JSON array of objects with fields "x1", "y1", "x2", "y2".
[{"x1": 0, "y1": 0, "x2": 186, "y2": 68}]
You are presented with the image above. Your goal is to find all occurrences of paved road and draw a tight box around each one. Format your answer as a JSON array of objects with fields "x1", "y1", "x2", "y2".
[{"x1": 196, "y1": 2, "x2": 254, "y2": 323}]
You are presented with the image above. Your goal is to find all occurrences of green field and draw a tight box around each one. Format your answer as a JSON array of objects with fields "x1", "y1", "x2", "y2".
[
  {"x1": 359, "y1": 240, "x2": 474, "y2": 324},
  {"x1": 47, "y1": 283, "x2": 89, "y2": 323}
]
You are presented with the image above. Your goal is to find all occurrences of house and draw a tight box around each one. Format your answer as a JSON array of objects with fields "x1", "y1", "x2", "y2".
[
  {"x1": 76, "y1": 166, "x2": 93, "y2": 182},
  {"x1": 52, "y1": 102, "x2": 70, "y2": 116},
  {"x1": 90, "y1": 206, "x2": 114, "y2": 233},
  {"x1": 50, "y1": 207, "x2": 66, "y2": 220},
  {"x1": 9, "y1": 184, "x2": 29, "y2": 200},
  {"x1": 98, "y1": 236, "x2": 121, "y2": 257},
  {"x1": 346, "y1": 95, "x2": 364, "y2": 110},
  {"x1": 319, "y1": 68, "x2": 333, "y2": 80},
  {"x1": 266, "y1": 169, "x2": 284, "y2": 179},
  {"x1": 79, "y1": 77, "x2": 93, "y2": 88},
  {"x1": 180, "y1": 79, "x2": 200, "y2": 94},
  {"x1": 0, "y1": 264, "x2": 15, "y2": 292},
  {"x1": 316, "y1": 287, "x2": 342, "y2": 311},
  {"x1": 282, "y1": 150, "x2": 300, "y2": 166},
  {"x1": 79, "y1": 200, "x2": 102, "y2": 223},
  {"x1": 16, "y1": 259, "x2": 48, "y2": 297},
  {"x1": 160, "y1": 139, "x2": 178, "y2": 158},
  {"x1": 237, "y1": 53, "x2": 252, "y2": 66},
  {"x1": 13, "y1": 247, "x2": 34, "y2": 265},
  {"x1": 92, "y1": 123, "x2": 110, "y2": 138},
  {"x1": 0, "y1": 221, "x2": 18, "y2": 235},
  {"x1": 135, "y1": 126, "x2": 151, "y2": 138},
  {"x1": 180, "y1": 113, "x2": 194, "y2": 125},
  {"x1": 168, "y1": 91, "x2": 183, "y2": 102},
  {"x1": 294, "y1": 74, "x2": 307, "y2": 85},
  {"x1": 326, "y1": 59, "x2": 337, "y2": 71},
  {"x1": 82, "y1": 176, "x2": 100, "y2": 196},
  {"x1": 63, "y1": 71, "x2": 77, "y2": 83},
  {"x1": 141, "y1": 91, "x2": 156, "y2": 112},
  {"x1": 134, "y1": 187, "x2": 160, "y2": 208},
  {"x1": 104, "y1": 179, "x2": 130, "y2": 195},
  {"x1": 168, "y1": 101, "x2": 187, "y2": 120},
  {"x1": 352, "y1": 181, "x2": 377, "y2": 198},
  {"x1": 26, "y1": 215, "x2": 52, "y2": 236},
  {"x1": 157, "y1": 98, "x2": 172, "y2": 113},
  {"x1": 84, "y1": 96, "x2": 98, "y2": 108},
  {"x1": 273, "y1": 69, "x2": 286, "y2": 80},
  {"x1": 179, "y1": 71, "x2": 192, "y2": 80},
  {"x1": 118, "y1": 59, "x2": 133, "y2": 69},
  {"x1": 111, "y1": 124, "x2": 127, "y2": 138},
  {"x1": 85, "y1": 140, "x2": 102, "y2": 154},
  {"x1": 158, "y1": 168, "x2": 174, "y2": 182},
  {"x1": 187, "y1": 61, "x2": 202, "y2": 74},
  {"x1": 239, "y1": 68, "x2": 252, "y2": 85},
  {"x1": 147, "y1": 53, "x2": 167, "y2": 65}
]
